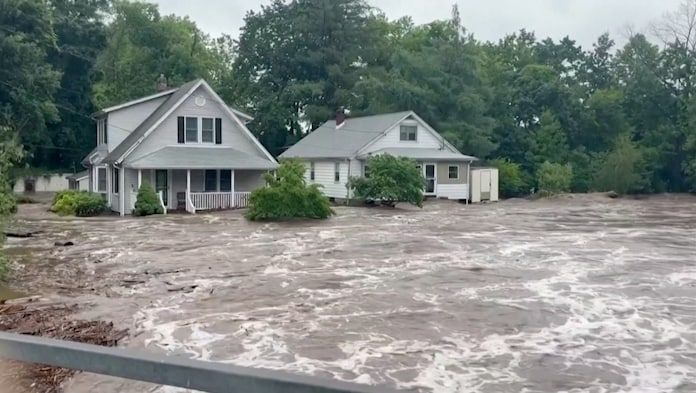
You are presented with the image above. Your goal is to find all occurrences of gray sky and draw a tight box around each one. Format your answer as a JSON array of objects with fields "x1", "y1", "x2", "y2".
[{"x1": 153, "y1": 0, "x2": 682, "y2": 49}]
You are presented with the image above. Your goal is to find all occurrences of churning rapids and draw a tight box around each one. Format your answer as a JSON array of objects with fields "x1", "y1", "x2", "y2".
[{"x1": 5, "y1": 194, "x2": 696, "y2": 392}]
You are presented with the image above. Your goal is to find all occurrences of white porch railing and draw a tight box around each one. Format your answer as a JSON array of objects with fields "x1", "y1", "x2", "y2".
[
  {"x1": 234, "y1": 192, "x2": 251, "y2": 208},
  {"x1": 190, "y1": 192, "x2": 251, "y2": 211}
]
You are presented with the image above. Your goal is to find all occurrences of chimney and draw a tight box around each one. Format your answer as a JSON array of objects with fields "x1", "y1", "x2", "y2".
[
  {"x1": 156, "y1": 74, "x2": 168, "y2": 92},
  {"x1": 335, "y1": 107, "x2": 346, "y2": 127}
]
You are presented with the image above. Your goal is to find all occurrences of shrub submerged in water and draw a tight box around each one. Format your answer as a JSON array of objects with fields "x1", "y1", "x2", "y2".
[
  {"x1": 51, "y1": 190, "x2": 107, "y2": 217},
  {"x1": 246, "y1": 160, "x2": 333, "y2": 221},
  {"x1": 133, "y1": 182, "x2": 164, "y2": 216}
]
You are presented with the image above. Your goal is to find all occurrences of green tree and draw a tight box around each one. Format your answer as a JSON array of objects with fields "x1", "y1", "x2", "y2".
[
  {"x1": 536, "y1": 161, "x2": 572, "y2": 196},
  {"x1": 39, "y1": 0, "x2": 109, "y2": 170},
  {"x1": 593, "y1": 134, "x2": 649, "y2": 194},
  {"x1": 92, "y1": 1, "x2": 224, "y2": 108},
  {"x1": 490, "y1": 158, "x2": 528, "y2": 198},
  {"x1": 0, "y1": 0, "x2": 60, "y2": 164},
  {"x1": 234, "y1": 0, "x2": 385, "y2": 155},
  {"x1": 349, "y1": 154, "x2": 425, "y2": 207},
  {"x1": 247, "y1": 160, "x2": 333, "y2": 220},
  {"x1": 0, "y1": 129, "x2": 23, "y2": 281},
  {"x1": 528, "y1": 110, "x2": 569, "y2": 167}
]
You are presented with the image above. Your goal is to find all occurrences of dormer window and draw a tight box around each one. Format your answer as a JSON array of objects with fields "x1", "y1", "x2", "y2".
[
  {"x1": 97, "y1": 118, "x2": 107, "y2": 145},
  {"x1": 400, "y1": 125, "x2": 417, "y2": 141}
]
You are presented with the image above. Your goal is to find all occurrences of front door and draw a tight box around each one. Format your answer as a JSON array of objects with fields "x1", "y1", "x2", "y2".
[
  {"x1": 155, "y1": 169, "x2": 168, "y2": 207},
  {"x1": 424, "y1": 163, "x2": 436, "y2": 194}
]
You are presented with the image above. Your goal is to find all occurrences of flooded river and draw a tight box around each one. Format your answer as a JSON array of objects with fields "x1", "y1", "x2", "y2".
[{"x1": 4, "y1": 194, "x2": 696, "y2": 392}]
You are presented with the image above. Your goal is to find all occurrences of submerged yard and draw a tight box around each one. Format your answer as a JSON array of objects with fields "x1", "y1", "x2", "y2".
[{"x1": 3, "y1": 194, "x2": 696, "y2": 392}]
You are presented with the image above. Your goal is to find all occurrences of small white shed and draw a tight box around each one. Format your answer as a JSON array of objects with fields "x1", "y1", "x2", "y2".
[{"x1": 470, "y1": 167, "x2": 499, "y2": 203}]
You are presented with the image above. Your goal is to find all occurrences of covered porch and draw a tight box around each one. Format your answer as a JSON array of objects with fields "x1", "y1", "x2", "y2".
[{"x1": 128, "y1": 168, "x2": 264, "y2": 213}]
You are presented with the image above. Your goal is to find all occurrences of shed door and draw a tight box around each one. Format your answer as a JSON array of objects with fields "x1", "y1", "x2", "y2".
[{"x1": 480, "y1": 170, "x2": 491, "y2": 200}]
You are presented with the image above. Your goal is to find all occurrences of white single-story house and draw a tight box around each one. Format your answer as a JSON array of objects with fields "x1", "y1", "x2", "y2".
[
  {"x1": 279, "y1": 110, "x2": 477, "y2": 202},
  {"x1": 66, "y1": 171, "x2": 90, "y2": 191},
  {"x1": 82, "y1": 78, "x2": 277, "y2": 215}
]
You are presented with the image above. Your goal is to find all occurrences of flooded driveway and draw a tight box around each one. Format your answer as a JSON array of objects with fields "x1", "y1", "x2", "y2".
[{"x1": 5, "y1": 194, "x2": 696, "y2": 392}]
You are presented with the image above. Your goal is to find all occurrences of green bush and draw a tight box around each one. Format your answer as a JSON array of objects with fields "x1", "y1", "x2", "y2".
[
  {"x1": 489, "y1": 158, "x2": 528, "y2": 198},
  {"x1": 246, "y1": 159, "x2": 333, "y2": 221},
  {"x1": 349, "y1": 154, "x2": 425, "y2": 207},
  {"x1": 133, "y1": 182, "x2": 164, "y2": 216},
  {"x1": 51, "y1": 190, "x2": 107, "y2": 217},
  {"x1": 536, "y1": 161, "x2": 573, "y2": 196},
  {"x1": 593, "y1": 134, "x2": 650, "y2": 195}
]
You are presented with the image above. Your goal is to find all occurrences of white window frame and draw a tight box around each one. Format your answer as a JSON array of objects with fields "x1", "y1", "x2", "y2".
[
  {"x1": 201, "y1": 117, "x2": 214, "y2": 143},
  {"x1": 309, "y1": 162, "x2": 315, "y2": 181},
  {"x1": 448, "y1": 165, "x2": 459, "y2": 180},
  {"x1": 399, "y1": 124, "x2": 417, "y2": 142},
  {"x1": 185, "y1": 116, "x2": 199, "y2": 143},
  {"x1": 97, "y1": 118, "x2": 106, "y2": 145},
  {"x1": 334, "y1": 162, "x2": 340, "y2": 183}
]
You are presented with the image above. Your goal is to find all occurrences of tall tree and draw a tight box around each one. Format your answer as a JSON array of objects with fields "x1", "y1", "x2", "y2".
[
  {"x1": 0, "y1": 0, "x2": 60, "y2": 164},
  {"x1": 234, "y1": 0, "x2": 386, "y2": 155}
]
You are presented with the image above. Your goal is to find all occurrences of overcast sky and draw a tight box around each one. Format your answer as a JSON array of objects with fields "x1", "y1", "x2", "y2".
[{"x1": 153, "y1": 0, "x2": 682, "y2": 49}]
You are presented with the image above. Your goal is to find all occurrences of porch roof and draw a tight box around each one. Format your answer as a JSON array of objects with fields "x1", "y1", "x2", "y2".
[
  {"x1": 357, "y1": 148, "x2": 477, "y2": 162},
  {"x1": 125, "y1": 146, "x2": 279, "y2": 170}
]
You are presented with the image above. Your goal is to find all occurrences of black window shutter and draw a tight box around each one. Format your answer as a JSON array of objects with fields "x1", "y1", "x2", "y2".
[
  {"x1": 177, "y1": 117, "x2": 185, "y2": 143},
  {"x1": 215, "y1": 118, "x2": 222, "y2": 144}
]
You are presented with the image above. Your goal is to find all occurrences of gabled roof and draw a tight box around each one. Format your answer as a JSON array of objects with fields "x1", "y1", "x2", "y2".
[
  {"x1": 103, "y1": 79, "x2": 202, "y2": 164},
  {"x1": 279, "y1": 111, "x2": 412, "y2": 159},
  {"x1": 127, "y1": 146, "x2": 278, "y2": 170}
]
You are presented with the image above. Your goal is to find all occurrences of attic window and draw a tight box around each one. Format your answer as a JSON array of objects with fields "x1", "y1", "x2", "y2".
[
  {"x1": 97, "y1": 119, "x2": 107, "y2": 145},
  {"x1": 400, "y1": 125, "x2": 417, "y2": 141}
]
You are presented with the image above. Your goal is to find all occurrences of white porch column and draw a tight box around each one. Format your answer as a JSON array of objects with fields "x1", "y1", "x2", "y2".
[
  {"x1": 137, "y1": 169, "x2": 142, "y2": 189},
  {"x1": 231, "y1": 169, "x2": 235, "y2": 207},
  {"x1": 118, "y1": 167, "x2": 125, "y2": 216},
  {"x1": 186, "y1": 169, "x2": 191, "y2": 213}
]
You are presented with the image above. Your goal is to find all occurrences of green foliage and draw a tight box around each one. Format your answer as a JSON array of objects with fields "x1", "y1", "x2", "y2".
[
  {"x1": 133, "y1": 182, "x2": 164, "y2": 216},
  {"x1": 536, "y1": 162, "x2": 573, "y2": 196},
  {"x1": 349, "y1": 154, "x2": 425, "y2": 207},
  {"x1": 246, "y1": 160, "x2": 333, "y2": 221},
  {"x1": 490, "y1": 158, "x2": 528, "y2": 198},
  {"x1": 51, "y1": 190, "x2": 106, "y2": 217},
  {"x1": 0, "y1": 132, "x2": 23, "y2": 281},
  {"x1": 527, "y1": 110, "x2": 570, "y2": 168},
  {"x1": 593, "y1": 134, "x2": 650, "y2": 195}
]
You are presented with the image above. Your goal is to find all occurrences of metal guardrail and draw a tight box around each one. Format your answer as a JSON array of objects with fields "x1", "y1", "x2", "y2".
[{"x1": 0, "y1": 332, "x2": 401, "y2": 393}]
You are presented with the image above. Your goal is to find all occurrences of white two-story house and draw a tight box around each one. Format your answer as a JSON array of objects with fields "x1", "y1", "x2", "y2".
[
  {"x1": 82, "y1": 79, "x2": 277, "y2": 215},
  {"x1": 279, "y1": 110, "x2": 476, "y2": 202}
]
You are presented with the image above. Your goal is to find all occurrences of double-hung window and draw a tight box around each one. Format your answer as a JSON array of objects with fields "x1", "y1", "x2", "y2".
[
  {"x1": 400, "y1": 125, "x2": 417, "y2": 141},
  {"x1": 202, "y1": 118, "x2": 214, "y2": 143},
  {"x1": 334, "y1": 162, "x2": 340, "y2": 182},
  {"x1": 97, "y1": 167, "x2": 107, "y2": 193},
  {"x1": 185, "y1": 117, "x2": 198, "y2": 143},
  {"x1": 448, "y1": 165, "x2": 459, "y2": 180}
]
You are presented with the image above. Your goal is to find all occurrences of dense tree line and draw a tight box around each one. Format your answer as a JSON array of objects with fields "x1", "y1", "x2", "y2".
[{"x1": 2, "y1": 0, "x2": 696, "y2": 195}]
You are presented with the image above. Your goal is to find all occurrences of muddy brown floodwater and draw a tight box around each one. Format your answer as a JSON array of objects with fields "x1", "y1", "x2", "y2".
[{"x1": 3, "y1": 194, "x2": 696, "y2": 393}]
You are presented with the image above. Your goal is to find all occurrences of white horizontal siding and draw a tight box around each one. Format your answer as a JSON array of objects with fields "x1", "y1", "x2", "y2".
[
  {"x1": 107, "y1": 97, "x2": 167, "y2": 152},
  {"x1": 361, "y1": 119, "x2": 445, "y2": 154},
  {"x1": 306, "y1": 160, "x2": 349, "y2": 199},
  {"x1": 436, "y1": 184, "x2": 469, "y2": 200}
]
